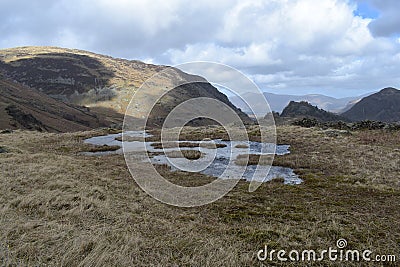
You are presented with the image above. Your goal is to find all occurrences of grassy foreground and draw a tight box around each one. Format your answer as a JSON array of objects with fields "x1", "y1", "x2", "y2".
[{"x1": 0, "y1": 126, "x2": 399, "y2": 266}]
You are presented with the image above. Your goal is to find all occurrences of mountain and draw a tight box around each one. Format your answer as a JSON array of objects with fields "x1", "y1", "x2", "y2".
[
  {"x1": 0, "y1": 46, "x2": 251, "y2": 129},
  {"x1": 229, "y1": 92, "x2": 367, "y2": 115},
  {"x1": 0, "y1": 77, "x2": 119, "y2": 132},
  {"x1": 0, "y1": 46, "x2": 161, "y2": 111},
  {"x1": 280, "y1": 101, "x2": 348, "y2": 122},
  {"x1": 342, "y1": 87, "x2": 400, "y2": 122}
]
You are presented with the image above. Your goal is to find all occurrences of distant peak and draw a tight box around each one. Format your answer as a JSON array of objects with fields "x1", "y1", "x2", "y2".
[
  {"x1": 281, "y1": 100, "x2": 347, "y2": 122},
  {"x1": 379, "y1": 87, "x2": 399, "y2": 94},
  {"x1": 342, "y1": 86, "x2": 400, "y2": 123}
]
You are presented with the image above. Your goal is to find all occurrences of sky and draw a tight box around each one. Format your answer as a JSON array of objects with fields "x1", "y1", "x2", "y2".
[{"x1": 1, "y1": 0, "x2": 400, "y2": 98}]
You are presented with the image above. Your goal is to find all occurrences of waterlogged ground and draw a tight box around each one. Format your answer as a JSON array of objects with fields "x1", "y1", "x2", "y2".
[{"x1": 83, "y1": 131, "x2": 303, "y2": 184}]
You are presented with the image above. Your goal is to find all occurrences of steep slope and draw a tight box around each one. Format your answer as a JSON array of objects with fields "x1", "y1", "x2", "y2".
[
  {"x1": 342, "y1": 87, "x2": 400, "y2": 122},
  {"x1": 0, "y1": 77, "x2": 118, "y2": 132},
  {"x1": 0, "y1": 46, "x2": 251, "y2": 125},
  {"x1": 340, "y1": 97, "x2": 363, "y2": 113},
  {"x1": 281, "y1": 101, "x2": 348, "y2": 122}
]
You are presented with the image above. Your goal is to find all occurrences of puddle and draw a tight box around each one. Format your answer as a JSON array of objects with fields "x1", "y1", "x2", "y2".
[
  {"x1": 83, "y1": 131, "x2": 303, "y2": 184},
  {"x1": 81, "y1": 131, "x2": 153, "y2": 156}
]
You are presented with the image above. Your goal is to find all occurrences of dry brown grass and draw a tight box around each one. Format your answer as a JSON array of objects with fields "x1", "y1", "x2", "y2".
[
  {"x1": 85, "y1": 144, "x2": 121, "y2": 153},
  {"x1": 356, "y1": 130, "x2": 400, "y2": 147},
  {"x1": 0, "y1": 127, "x2": 399, "y2": 266},
  {"x1": 275, "y1": 126, "x2": 400, "y2": 187},
  {"x1": 235, "y1": 154, "x2": 274, "y2": 166}
]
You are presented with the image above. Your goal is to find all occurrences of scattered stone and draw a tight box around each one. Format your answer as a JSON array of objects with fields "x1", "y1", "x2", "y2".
[
  {"x1": 0, "y1": 129, "x2": 13, "y2": 134},
  {"x1": 350, "y1": 120, "x2": 386, "y2": 130},
  {"x1": 293, "y1": 118, "x2": 400, "y2": 132},
  {"x1": 323, "y1": 129, "x2": 351, "y2": 137},
  {"x1": 110, "y1": 123, "x2": 122, "y2": 130},
  {"x1": 293, "y1": 118, "x2": 320, "y2": 128},
  {"x1": 6, "y1": 104, "x2": 46, "y2": 131}
]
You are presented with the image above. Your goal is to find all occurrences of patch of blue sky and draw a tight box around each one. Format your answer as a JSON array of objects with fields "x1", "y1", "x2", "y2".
[{"x1": 352, "y1": 1, "x2": 379, "y2": 19}]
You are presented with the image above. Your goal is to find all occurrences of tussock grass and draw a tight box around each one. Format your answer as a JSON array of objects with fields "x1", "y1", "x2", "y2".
[
  {"x1": 235, "y1": 154, "x2": 274, "y2": 166},
  {"x1": 0, "y1": 127, "x2": 399, "y2": 266},
  {"x1": 235, "y1": 144, "x2": 249, "y2": 149},
  {"x1": 267, "y1": 177, "x2": 285, "y2": 184},
  {"x1": 114, "y1": 136, "x2": 144, "y2": 142},
  {"x1": 151, "y1": 141, "x2": 197, "y2": 149},
  {"x1": 356, "y1": 129, "x2": 400, "y2": 147},
  {"x1": 85, "y1": 144, "x2": 121, "y2": 153},
  {"x1": 151, "y1": 141, "x2": 226, "y2": 149},
  {"x1": 166, "y1": 150, "x2": 202, "y2": 160}
]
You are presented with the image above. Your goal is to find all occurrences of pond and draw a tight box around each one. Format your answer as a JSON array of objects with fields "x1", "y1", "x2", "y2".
[{"x1": 83, "y1": 131, "x2": 303, "y2": 185}]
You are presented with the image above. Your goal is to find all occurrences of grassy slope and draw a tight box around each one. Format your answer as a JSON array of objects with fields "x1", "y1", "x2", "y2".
[
  {"x1": 0, "y1": 78, "x2": 121, "y2": 132},
  {"x1": 0, "y1": 126, "x2": 399, "y2": 266}
]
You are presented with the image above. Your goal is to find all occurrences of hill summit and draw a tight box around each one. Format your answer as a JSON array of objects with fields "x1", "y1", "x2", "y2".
[
  {"x1": 281, "y1": 101, "x2": 347, "y2": 122},
  {"x1": 342, "y1": 87, "x2": 400, "y2": 122}
]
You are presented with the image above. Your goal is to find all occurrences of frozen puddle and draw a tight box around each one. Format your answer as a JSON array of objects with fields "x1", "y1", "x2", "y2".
[{"x1": 83, "y1": 131, "x2": 303, "y2": 184}]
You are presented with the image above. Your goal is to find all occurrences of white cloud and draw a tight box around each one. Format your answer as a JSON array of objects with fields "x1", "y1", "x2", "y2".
[
  {"x1": 166, "y1": 0, "x2": 400, "y2": 95},
  {"x1": 0, "y1": 0, "x2": 399, "y2": 96},
  {"x1": 166, "y1": 42, "x2": 281, "y2": 68}
]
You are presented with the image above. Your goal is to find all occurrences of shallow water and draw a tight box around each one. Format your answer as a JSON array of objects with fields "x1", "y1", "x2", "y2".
[
  {"x1": 81, "y1": 131, "x2": 153, "y2": 155},
  {"x1": 83, "y1": 131, "x2": 303, "y2": 184}
]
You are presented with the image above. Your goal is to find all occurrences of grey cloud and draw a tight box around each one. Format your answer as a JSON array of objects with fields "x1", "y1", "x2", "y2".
[
  {"x1": 0, "y1": 0, "x2": 400, "y2": 97},
  {"x1": 0, "y1": 0, "x2": 227, "y2": 60},
  {"x1": 366, "y1": 0, "x2": 400, "y2": 37}
]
